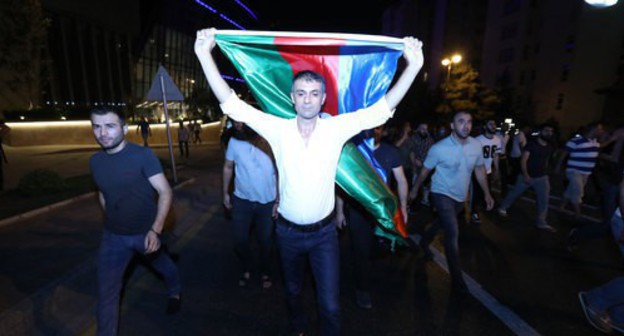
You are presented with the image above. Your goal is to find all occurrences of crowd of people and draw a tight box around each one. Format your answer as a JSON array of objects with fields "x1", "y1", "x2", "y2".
[{"x1": 84, "y1": 26, "x2": 624, "y2": 335}]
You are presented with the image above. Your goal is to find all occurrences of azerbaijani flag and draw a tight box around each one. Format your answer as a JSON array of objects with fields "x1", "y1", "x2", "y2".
[{"x1": 215, "y1": 30, "x2": 408, "y2": 245}]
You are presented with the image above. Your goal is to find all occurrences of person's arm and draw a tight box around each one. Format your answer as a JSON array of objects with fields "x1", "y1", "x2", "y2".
[
  {"x1": 521, "y1": 150, "x2": 531, "y2": 183},
  {"x1": 145, "y1": 173, "x2": 172, "y2": 253},
  {"x1": 194, "y1": 28, "x2": 233, "y2": 104},
  {"x1": 335, "y1": 194, "x2": 347, "y2": 229},
  {"x1": 392, "y1": 166, "x2": 409, "y2": 223},
  {"x1": 408, "y1": 166, "x2": 432, "y2": 202},
  {"x1": 222, "y1": 159, "x2": 234, "y2": 210},
  {"x1": 385, "y1": 38, "x2": 424, "y2": 110},
  {"x1": 474, "y1": 165, "x2": 494, "y2": 210}
]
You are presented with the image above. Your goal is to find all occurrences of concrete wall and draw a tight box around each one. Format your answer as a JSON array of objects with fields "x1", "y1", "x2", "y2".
[{"x1": 4, "y1": 121, "x2": 222, "y2": 147}]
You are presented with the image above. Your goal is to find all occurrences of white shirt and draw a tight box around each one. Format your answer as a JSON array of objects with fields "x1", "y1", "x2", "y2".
[
  {"x1": 476, "y1": 134, "x2": 502, "y2": 174},
  {"x1": 220, "y1": 92, "x2": 393, "y2": 224}
]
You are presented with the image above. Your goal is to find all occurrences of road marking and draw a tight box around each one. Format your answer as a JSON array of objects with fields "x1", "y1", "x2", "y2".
[{"x1": 409, "y1": 234, "x2": 541, "y2": 336}]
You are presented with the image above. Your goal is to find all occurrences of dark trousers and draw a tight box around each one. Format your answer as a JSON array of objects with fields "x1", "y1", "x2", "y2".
[
  {"x1": 276, "y1": 219, "x2": 340, "y2": 336},
  {"x1": 421, "y1": 193, "x2": 466, "y2": 285},
  {"x1": 231, "y1": 195, "x2": 275, "y2": 275},
  {"x1": 178, "y1": 141, "x2": 189, "y2": 158},
  {"x1": 471, "y1": 173, "x2": 493, "y2": 214},
  {"x1": 346, "y1": 204, "x2": 375, "y2": 292},
  {"x1": 499, "y1": 157, "x2": 510, "y2": 196}
]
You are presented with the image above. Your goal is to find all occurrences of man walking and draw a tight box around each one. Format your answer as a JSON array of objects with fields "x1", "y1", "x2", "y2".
[
  {"x1": 195, "y1": 27, "x2": 423, "y2": 335},
  {"x1": 409, "y1": 110, "x2": 494, "y2": 293},
  {"x1": 497, "y1": 123, "x2": 557, "y2": 232},
  {"x1": 556, "y1": 122, "x2": 603, "y2": 219},
  {"x1": 470, "y1": 118, "x2": 502, "y2": 223},
  {"x1": 90, "y1": 109, "x2": 181, "y2": 336}
]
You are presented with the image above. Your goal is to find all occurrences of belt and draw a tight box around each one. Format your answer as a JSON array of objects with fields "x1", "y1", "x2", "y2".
[{"x1": 277, "y1": 212, "x2": 335, "y2": 232}]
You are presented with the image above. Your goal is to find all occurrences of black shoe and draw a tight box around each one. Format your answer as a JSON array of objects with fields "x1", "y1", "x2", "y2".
[
  {"x1": 567, "y1": 228, "x2": 579, "y2": 252},
  {"x1": 419, "y1": 241, "x2": 433, "y2": 261},
  {"x1": 166, "y1": 295, "x2": 182, "y2": 315},
  {"x1": 355, "y1": 290, "x2": 373, "y2": 309},
  {"x1": 470, "y1": 212, "x2": 481, "y2": 224}
]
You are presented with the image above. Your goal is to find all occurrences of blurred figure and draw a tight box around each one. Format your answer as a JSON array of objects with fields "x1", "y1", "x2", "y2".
[
  {"x1": 223, "y1": 120, "x2": 278, "y2": 289},
  {"x1": 136, "y1": 117, "x2": 152, "y2": 147},
  {"x1": 497, "y1": 122, "x2": 511, "y2": 196},
  {"x1": 336, "y1": 123, "x2": 409, "y2": 310},
  {"x1": 191, "y1": 120, "x2": 202, "y2": 144},
  {"x1": 509, "y1": 125, "x2": 531, "y2": 180},
  {"x1": 556, "y1": 122, "x2": 603, "y2": 220},
  {"x1": 578, "y1": 177, "x2": 624, "y2": 334},
  {"x1": 470, "y1": 118, "x2": 502, "y2": 224},
  {"x1": 411, "y1": 121, "x2": 435, "y2": 206},
  {"x1": 0, "y1": 119, "x2": 10, "y2": 191},
  {"x1": 409, "y1": 110, "x2": 494, "y2": 293},
  {"x1": 393, "y1": 121, "x2": 416, "y2": 187},
  {"x1": 177, "y1": 120, "x2": 191, "y2": 158},
  {"x1": 90, "y1": 109, "x2": 181, "y2": 336},
  {"x1": 497, "y1": 123, "x2": 557, "y2": 232}
]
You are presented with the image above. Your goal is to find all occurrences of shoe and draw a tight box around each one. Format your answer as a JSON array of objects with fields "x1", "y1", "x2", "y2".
[
  {"x1": 355, "y1": 290, "x2": 373, "y2": 309},
  {"x1": 567, "y1": 228, "x2": 579, "y2": 252},
  {"x1": 497, "y1": 208, "x2": 508, "y2": 217},
  {"x1": 579, "y1": 292, "x2": 612, "y2": 333},
  {"x1": 536, "y1": 224, "x2": 557, "y2": 233},
  {"x1": 238, "y1": 272, "x2": 250, "y2": 287},
  {"x1": 261, "y1": 274, "x2": 272, "y2": 289},
  {"x1": 166, "y1": 295, "x2": 182, "y2": 315},
  {"x1": 470, "y1": 212, "x2": 481, "y2": 224},
  {"x1": 419, "y1": 241, "x2": 433, "y2": 261}
]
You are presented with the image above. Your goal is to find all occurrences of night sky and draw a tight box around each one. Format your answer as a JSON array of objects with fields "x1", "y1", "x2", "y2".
[{"x1": 253, "y1": 0, "x2": 392, "y2": 34}]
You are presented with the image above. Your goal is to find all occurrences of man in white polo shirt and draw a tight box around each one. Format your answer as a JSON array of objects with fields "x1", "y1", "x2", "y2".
[
  {"x1": 409, "y1": 110, "x2": 494, "y2": 293},
  {"x1": 195, "y1": 28, "x2": 423, "y2": 335}
]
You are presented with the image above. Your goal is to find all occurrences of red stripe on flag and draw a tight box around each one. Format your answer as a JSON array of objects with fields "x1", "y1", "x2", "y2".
[
  {"x1": 274, "y1": 37, "x2": 345, "y2": 116},
  {"x1": 393, "y1": 210, "x2": 408, "y2": 238}
]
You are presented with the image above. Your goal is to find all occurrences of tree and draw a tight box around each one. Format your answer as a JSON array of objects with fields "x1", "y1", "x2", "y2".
[
  {"x1": 436, "y1": 63, "x2": 501, "y2": 121},
  {"x1": 0, "y1": 0, "x2": 50, "y2": 111}
]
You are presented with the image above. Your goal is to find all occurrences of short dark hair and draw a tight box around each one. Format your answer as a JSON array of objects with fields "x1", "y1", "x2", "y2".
[
  {"x1": 90, "y1": 109, "x2": 126, "y2": 126},
  {"x1": 538, "y1": 122, "x2": 554, "y2": 130},
  {"x1": 292, "y1": 70, "x2": 326, "y2": 94},
  {"x1": 451, "y1": 110, "x2": 471, "y2": 121}
]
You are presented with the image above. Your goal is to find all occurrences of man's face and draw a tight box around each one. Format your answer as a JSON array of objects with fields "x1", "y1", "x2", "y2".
[
  {"x1": 451, "y1": 112, "x2": 472, "y2": 139},
  {"x1": 416, "y1": 124, "x2": 429, "y2": 137},
  {"x1": 539, "y1": 127, "x2": 554, "y2": 141},
  {"x1": 291, "y1": 78, "x2": 326, "y2": 120},
  {"x1": 485, "y1": 120, "x2": 497, "y2": 134},
  {"x1": 91, "y1": 112, "x2": 127, "y2": 152}
]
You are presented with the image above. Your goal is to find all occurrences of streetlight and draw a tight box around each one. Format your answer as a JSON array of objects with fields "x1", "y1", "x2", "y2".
[{"x1": 441, "y1": 54, "x2": 462, "y2": 82}]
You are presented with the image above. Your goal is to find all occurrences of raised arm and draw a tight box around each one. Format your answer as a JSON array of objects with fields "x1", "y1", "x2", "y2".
[
  {"x1": 194, "y1": 28, "x2": 233, "y2": 104},
  {"x1": 385, "y1": 37, "x2": 424, "y2": 110}
]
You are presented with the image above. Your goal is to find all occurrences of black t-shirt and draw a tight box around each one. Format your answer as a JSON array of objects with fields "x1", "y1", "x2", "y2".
[
  {"x1": 90, "y1": 143, "x2": 163, "y2": 235},
  {"x1": 524, "y1": 139, "x2": 554, "y2": 178},
  {"x1": 374, "y1": 142, "x2": 403, "y2": 189}
]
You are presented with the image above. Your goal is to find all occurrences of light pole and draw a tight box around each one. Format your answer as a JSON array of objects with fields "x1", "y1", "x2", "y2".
[{"x1": 441, "y1": 54, "x2": 462, "y2": 82}]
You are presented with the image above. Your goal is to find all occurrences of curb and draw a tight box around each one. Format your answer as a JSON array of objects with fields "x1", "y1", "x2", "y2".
[{"x1": 0, "y1": 177, "x2": 196, "y2": 229}]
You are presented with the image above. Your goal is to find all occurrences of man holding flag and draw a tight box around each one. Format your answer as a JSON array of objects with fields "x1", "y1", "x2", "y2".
[{"x1": 195, "y1": 27, "x2": 423, "y2": 336}]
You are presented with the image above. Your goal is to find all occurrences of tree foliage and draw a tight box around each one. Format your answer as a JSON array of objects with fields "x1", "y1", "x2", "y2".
[
  {"x1": 0, "y1": 0, "x2": 50, "y2": 111},
  {"x1": 436, "y1": 63, "x2": 501, "y2": 121}
]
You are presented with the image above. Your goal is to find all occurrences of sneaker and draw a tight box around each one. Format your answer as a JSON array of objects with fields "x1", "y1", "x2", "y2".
[
  {"x1": 578, "y1": 292, "x2": 612, "y2": 333},
  {"x1": 166, "y1": 295, "x2": 182, "y2": 315},
  {"x1": 355, "y1": 290, "x2": 373, "y2": 309},
  {"x1": 536, "y1": 223, "x2": 557, "y2": 233},
  {"x1": 567, "y1": 228, "x2": 579, "y2": 252},
  {"x1": 470, "y1": 212, "x2": 481, "y2": 224},
  {"x1": 497, "y1": 208, "x2": 508, "y2": 217}
]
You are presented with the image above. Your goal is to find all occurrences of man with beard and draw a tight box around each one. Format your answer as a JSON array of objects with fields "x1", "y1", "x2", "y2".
[
  {"x1": 409, "y1": 110, "x2": 494, "y2": 293},
  {"x1": 470, "y1": 119, "x2": 502, "y2": 223},
  {"x1": 497, "y1": 123, "x2": 557, "y2": 232},
  {"x1": 89, "y1": 109, "x2": 181, "y2": 336},
  {"x1": 223, "y1": 120, "x2": 278, "y2": 289}
]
